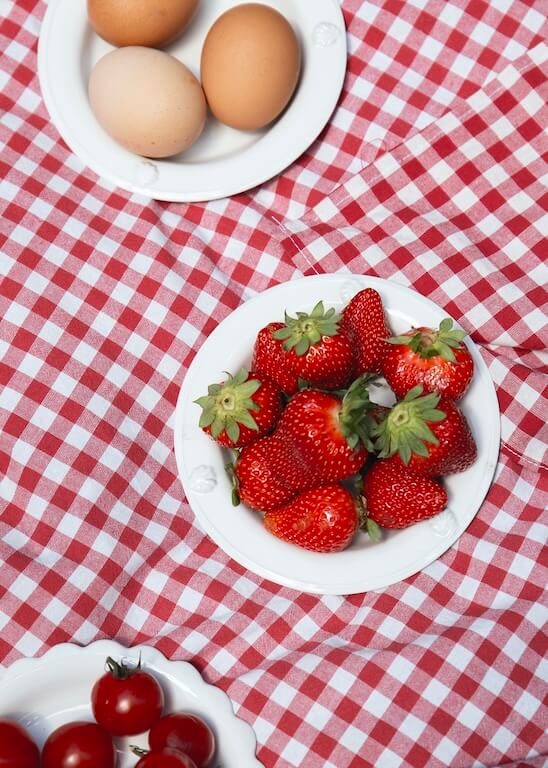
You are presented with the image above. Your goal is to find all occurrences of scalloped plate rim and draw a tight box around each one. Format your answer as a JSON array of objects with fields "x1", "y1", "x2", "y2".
[{"x1": 0, "y1": 640, "x2": 264, "y2": 768}]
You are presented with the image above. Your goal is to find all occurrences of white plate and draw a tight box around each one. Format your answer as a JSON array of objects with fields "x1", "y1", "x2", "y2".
[
  {"x1": 0, "y1": 640, "x2": 263, "y2": 767},
  {"x1": 174, "y1": 275, "x2": 500, "y2": 595},
  {"x1": 37, "y1": 0, "x2": 347, "y2": 202}
]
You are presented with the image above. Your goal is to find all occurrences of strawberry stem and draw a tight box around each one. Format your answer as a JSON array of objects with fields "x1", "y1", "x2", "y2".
[
  {"x1": 371, "y1": 386, "x2": 446, "y2": 464},
  {"x1": 356, "y1": 488, "x2": 382, "y2": 542},
  {"x1": 225, "y1": 454, "x2": 241, "y2": 506},
  {"x1": 387, "y1": 318, "x2": 468, "y2": 362},
  {"x1": 366, "y1": 517, "x2": 382, "y2": 542},
  {"x1": 272, "y1": 301, "x2": 341, "y2": 355},
  {"x1": 339, "y1": 374, "x2": 377, "y2": 452},
  {"x1": 130, "y1": 746, "x2": 149, "y2": 757},
  {"x1": 195, "y1": 368, "x2": 262, "y2": 442}
]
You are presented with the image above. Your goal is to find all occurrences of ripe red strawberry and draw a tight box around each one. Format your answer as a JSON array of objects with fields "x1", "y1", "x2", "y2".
[
  {"x1": 272, "y1": 301, "x2": 354, "y2": 389},
  {"x1": 340, "y1": 288, "x2": 391, "y2": 375},
  {"x1": 232, "y1": 434, "x2": 313, "y2": 511},
  {"x1": 252, "y1": 322, "x2": 299, "y2": 395},
  {"x1": 263, "y1": 484, "x2": 357, "y2": 552},
  {"x1": 372, "y1": 386, "x2": 477, "y2": 476},
  {"x1": 277, "y1": 376, "x2": 373, "y2": 484},
  {"x1": 382, "y1": 318, "x2": 474, "y2": 400},
  {"x1": 362, "y1": 460, "x2": 448, "y2": 528},
  {"x1": 195, "y1": 368, "x2": 282, "y2": 448}
]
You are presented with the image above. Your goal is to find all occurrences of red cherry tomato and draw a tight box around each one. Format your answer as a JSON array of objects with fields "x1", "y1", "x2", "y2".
[
  {"x1": 91, "y1": 656, "x2": 164, "y2": 736},
  {"x1": 0, "y1": 719, "x2": 40, "y2": 768},
  {"x1": 135, "y1": 749, "x2": 197, "y2": 768},
  {"x1": 149, "y1": 713, "x2": 216, "y2": 768},
  {"x1": 41, "y1": 721, "x2": 116, "y2": 768}
]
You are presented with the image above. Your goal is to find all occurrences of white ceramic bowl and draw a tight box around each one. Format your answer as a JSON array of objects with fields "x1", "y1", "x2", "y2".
[
  {"x1": 174, "y1": 275, "x2": 500, "y2": 594},
  {"x1": 38, "y1": 0, "x2": 347, "y2": 201}
]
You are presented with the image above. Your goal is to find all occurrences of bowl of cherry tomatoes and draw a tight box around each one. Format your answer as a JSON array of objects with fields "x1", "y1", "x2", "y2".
[{"x1": 0, "y1": 640, "x2": 263, "y2": 767}]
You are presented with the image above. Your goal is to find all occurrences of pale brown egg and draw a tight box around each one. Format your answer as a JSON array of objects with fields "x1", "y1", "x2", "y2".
[
  {"x1": 200, "y1": 3, "x2": 301, "y2": 131},
  {"x1": 87, "y1": 0, "x2": 199, "y2": 48},
  {"x1": 88, "y1": 47, "x2": 207, "y2": 158}
]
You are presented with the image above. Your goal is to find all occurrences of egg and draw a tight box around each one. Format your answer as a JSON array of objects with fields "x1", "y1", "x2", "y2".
[
  {"x1": 87, "y1": 0, "x2": 199, "y2": 48},
  {"x1": 200, "y1": 3, "x2": 301, "y2": 131},
  {"x1": 88, "y1": 47, "x2": 206, "y2": 158}
]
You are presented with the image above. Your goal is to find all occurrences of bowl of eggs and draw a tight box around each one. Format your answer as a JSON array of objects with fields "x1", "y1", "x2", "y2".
[{"x1": 38, "y1": 0, "x2": 347, "y2": 201}]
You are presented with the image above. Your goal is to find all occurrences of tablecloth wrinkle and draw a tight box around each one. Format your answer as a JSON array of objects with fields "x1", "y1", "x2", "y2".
[
  {"x1": 279, "y1": 44, "x2": 548, "y2": 475},
  {"x1": 1, "y1": 1, "x2": 547, "y2": 767}
]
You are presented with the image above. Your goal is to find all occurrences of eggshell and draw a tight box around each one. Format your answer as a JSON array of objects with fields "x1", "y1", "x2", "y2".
[
  {"x1": 88, "y1": 47, "x2": 206, "y2": 158},
  {"x1": 200, "y1": 3, "x2": 301, "y2": 131},
  {"x1": 87, "y1": 0, "x2": 199, "y2": 48}
]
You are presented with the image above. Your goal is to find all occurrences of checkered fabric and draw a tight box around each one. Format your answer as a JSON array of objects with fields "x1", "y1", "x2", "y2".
[
  {"x1": 284, "y1": 43, "x2": 548, "y2": 473},
  {"x1": 1, "y1": 2, "x2": 547, "y2": 768}
]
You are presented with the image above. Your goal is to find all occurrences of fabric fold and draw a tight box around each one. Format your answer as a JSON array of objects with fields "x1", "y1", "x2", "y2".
[{"x1": 279, "y1": 44, "x2": 547, "y2": 472}]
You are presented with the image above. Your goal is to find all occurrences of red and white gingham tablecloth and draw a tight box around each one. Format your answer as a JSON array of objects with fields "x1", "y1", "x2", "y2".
[{"x1": 1, "y1": 1, "x2": 547, "y2": 767}]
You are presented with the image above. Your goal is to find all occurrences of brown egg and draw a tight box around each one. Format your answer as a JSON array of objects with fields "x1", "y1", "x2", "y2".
[
  {"x1": 88, "y1": 47, "x2": 207, "y2": 158},
  {"x1": 200, "y1": 3, "x2": 301, "y2": 131},
  {"x1": 87, "y1": 0, "x2": 199, "y2": 48}
]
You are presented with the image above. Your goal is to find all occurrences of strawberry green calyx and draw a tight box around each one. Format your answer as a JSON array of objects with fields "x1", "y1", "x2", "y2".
[
  {"x1": 354, "y1": 480, "x2": 382, "y2": 542},
  {"x1": 224, "y1": 455, "x2": 241, "y2": 507},
  {"x1": 195, "y1": 368, "x2": 261, "y2": 444},
  {"x1": 272, "y1": 301, "x2": 341, "y2": 355},
  {"x1": 364, "y1": 516, "x2": 382, "y2": 542},
  {"x1": 372, "y1": 386, "x2": 446, "y2": 464},
  {"x1": 339, "y1": 374, "x2": 376, "y2": 451},
  {"x1": 387, "y1": 318, "x2": 468, "y2": 362}
]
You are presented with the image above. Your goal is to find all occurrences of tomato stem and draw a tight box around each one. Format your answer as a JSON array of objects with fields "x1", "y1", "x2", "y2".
[{"x1": 105, "y1": 655, "x2": 141, "y2": 680}]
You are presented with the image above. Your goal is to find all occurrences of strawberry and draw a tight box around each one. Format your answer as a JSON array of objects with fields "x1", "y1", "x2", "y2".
[
  {"x1": 382, "y1": 318, "x2": 474, "y2": 400},
  {"x1": 276, "y1": 376, "x2": 373, "y2": 484},
  {"x1": 340, "y1": 288, "x2": 391, "y2": 375},
  {"x1": 195, "y1": 368, "x2": 282, "y2": 448},
  {"x1": 371, "y1": 386, "x2": 477, "y2": 476},
  {"x1": 362, "y1": 460, "x2": 448, "y2": 528},
  {"x1": 231, "y1": 434, "x2": 312, "y2": 511},
  {"x1": 252, "y1": 322, "x2": 299, "y2": 395},
  {"x1": 263, "y1": 484, "x2": 358, "y2": 552},
  {"x1": 272, "y1": 301, "x2": 354, "y2": 389}
]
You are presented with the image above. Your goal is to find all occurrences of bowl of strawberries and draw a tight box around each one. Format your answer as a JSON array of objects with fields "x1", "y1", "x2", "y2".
[{"x1": 174, "y1": 275, "x2": 500, "y2": 594}]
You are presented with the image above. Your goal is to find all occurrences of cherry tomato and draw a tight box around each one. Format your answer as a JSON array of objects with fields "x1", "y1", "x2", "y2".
[
  {"x1": 149, "y1": 713, "x2": 216, "y2": 768},
  {"x1": 91, "y1": 656, "x2": 164, "y2": 736},
  {"x1": 135, "y1": 748, "x2": 197, "y2": 768},
  {"x1": 41, "y1": 721, "x2": 116, "y2": 768},
  {"x1": 0, "y1": 719, "x2": 40, "y2": 768}
]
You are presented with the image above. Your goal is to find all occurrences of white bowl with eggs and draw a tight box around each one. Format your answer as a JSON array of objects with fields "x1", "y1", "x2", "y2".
[{"x1": 38, "y1": 0, "x2": 347, "y2": 201}]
